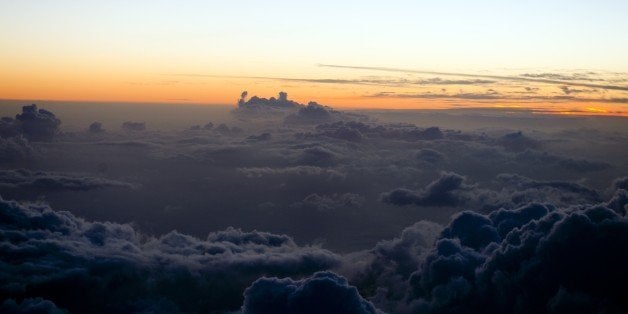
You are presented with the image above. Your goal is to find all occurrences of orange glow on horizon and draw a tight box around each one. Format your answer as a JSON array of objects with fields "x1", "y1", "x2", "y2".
[{"x1": 2, "y1": 64, "x2": 627, "y2": 117}]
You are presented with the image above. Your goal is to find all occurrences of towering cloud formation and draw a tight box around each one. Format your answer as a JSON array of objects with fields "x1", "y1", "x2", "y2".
[
  {"x1": 0, "y1": 104, "x2": 60, "y2": 141},
  {"x1": 235, "y1": 91, "x2": 302, "y2": 114}
]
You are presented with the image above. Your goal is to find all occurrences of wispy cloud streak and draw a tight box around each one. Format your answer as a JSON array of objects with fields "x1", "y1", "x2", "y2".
[{"x1": 319, "y1": 64, "x2": 628, "y2": 91}]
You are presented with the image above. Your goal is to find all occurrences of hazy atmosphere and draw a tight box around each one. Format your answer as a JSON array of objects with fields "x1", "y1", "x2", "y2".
[{"x1": 1, "y1": 1, "x2": 627, "y2": 314}]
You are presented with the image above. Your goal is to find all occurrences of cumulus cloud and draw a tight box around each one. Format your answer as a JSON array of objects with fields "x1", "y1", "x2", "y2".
[
  {"x1": 382, "y1": 172, "x2": 605, "y2": 212},
  {"x1": 0, "y1": 197, "x2": 340, "y2": 313},
  {"x1": 350, "y1": 187, "x2": 628, "y2": 313},
  {"x1": 297, "y1": 146, "x2": 338, "y2": 167},
  {"x1": 381, "y1": 172, "x2": 471, "y2": 207},
  {"x1": 350, "y1": 221, "x2": 443, "y2": 308},
  {"x1": 242, "y1": 271, "x2": 378, "y2": 314},
  {"x1": 88, "y1": 121, "x2": 105, "y2": 133},
  {"x1": 0, "y1": 136, "x2": 33, "y2": 162},
  {"x1": 496, "y1": 131, "x2": 541, "y2": 152},
  {"x1": 1, "y1": 104, "x2": 61, "y2": 141},
  {"x1": 311, "y1": 121, "x2": 445, "y2": 142},
  {"x1": 284, "y1": 102, "x2": 335, "y2": 125},
  {"x1": 404, "y1": 201, "x2": 628, "y2": 313},
  {"x1": 234, "y1": 91, "x2": 301, "y2": 114},
  {"x1": 1, "y1": 95, "x2": 626, "y2": 313}
]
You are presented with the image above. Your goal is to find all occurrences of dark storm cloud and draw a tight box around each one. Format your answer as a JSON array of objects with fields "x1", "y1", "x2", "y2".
[
  {"x1": 1, "y1": 104, "x2": 61, "y2": 141},
  {"x1": 0, "y1": 169, "x2": 136, "y2": 191},
  {"x1": 319, "y1": 64, "x2": 628, "y2": 91},
  {"x1": 242, "y1": 271, "x2": 378, "y2": 314},
  {"x1": 0, "y1": 197, "x2": 340, "y2": 313},
  {"x1": 121, "y1": 121, "x2": 146, "y2": 131}
]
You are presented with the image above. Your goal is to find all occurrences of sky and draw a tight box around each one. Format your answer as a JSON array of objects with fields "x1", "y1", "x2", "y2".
[
  {"x1": 1, "y1": 3, "x2": 628, "y2": 312},
  {"x1": 1, "y1": 0, "x2": 628, "y2": 114}
]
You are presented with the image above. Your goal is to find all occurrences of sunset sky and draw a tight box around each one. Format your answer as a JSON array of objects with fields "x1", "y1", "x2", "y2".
[{"x1": 1, "y1": 0, "x2": 627, "y2": 114}]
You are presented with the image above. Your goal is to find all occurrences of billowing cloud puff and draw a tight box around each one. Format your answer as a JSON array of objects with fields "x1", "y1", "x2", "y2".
[
  {"x1": 1, "y1": 104, "x2": 61, "y2": 141},
  {"x1": 381, "y1": 172, "x2": 470, "y2": 207},
  {"x1": 312, "y1": 121, "x2": 445, "y2": 142},
  {"x1": 612, "y1": 177, "x2": 628, "y2": 191},
  {"x1": 297, "y1": 146, "x2": 338, "y2": 167},
  {"x1": 496, "y1": 131, "x2": 541, "y2": 152},
  {"x1": 242, "y1": 271, "x2": 378, "y2": 314},
  {"x1": 284, "y1": 102, "x2": 334, "y2": 125},
  {"x1": 215, "y1": 123, "x2": 243, "y2": 135},
  {"x1": 0, "y1": 197, "x2": 340, "y2": 313},
  {"x1": 350, "y1": 221, "x2": 442, "y2": 308},
  {"x1": 382, "y1": 172, "x2": 604, "y2": 211},
  {"x1": 88, "y1": 121, "x2": 105, "y2": 133},
  {"x1": 0, "y1": 136, "x2": 33, "y2": 162},
  {"x1": 234, "y1": 91, "x2": 301, "y2": 114},
  {"x1": 401, "y1": 201, "x2": 628, "y2": 313},
  {"x1": 0, "y1": 117, "x2": 21, "y2": 138}
]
